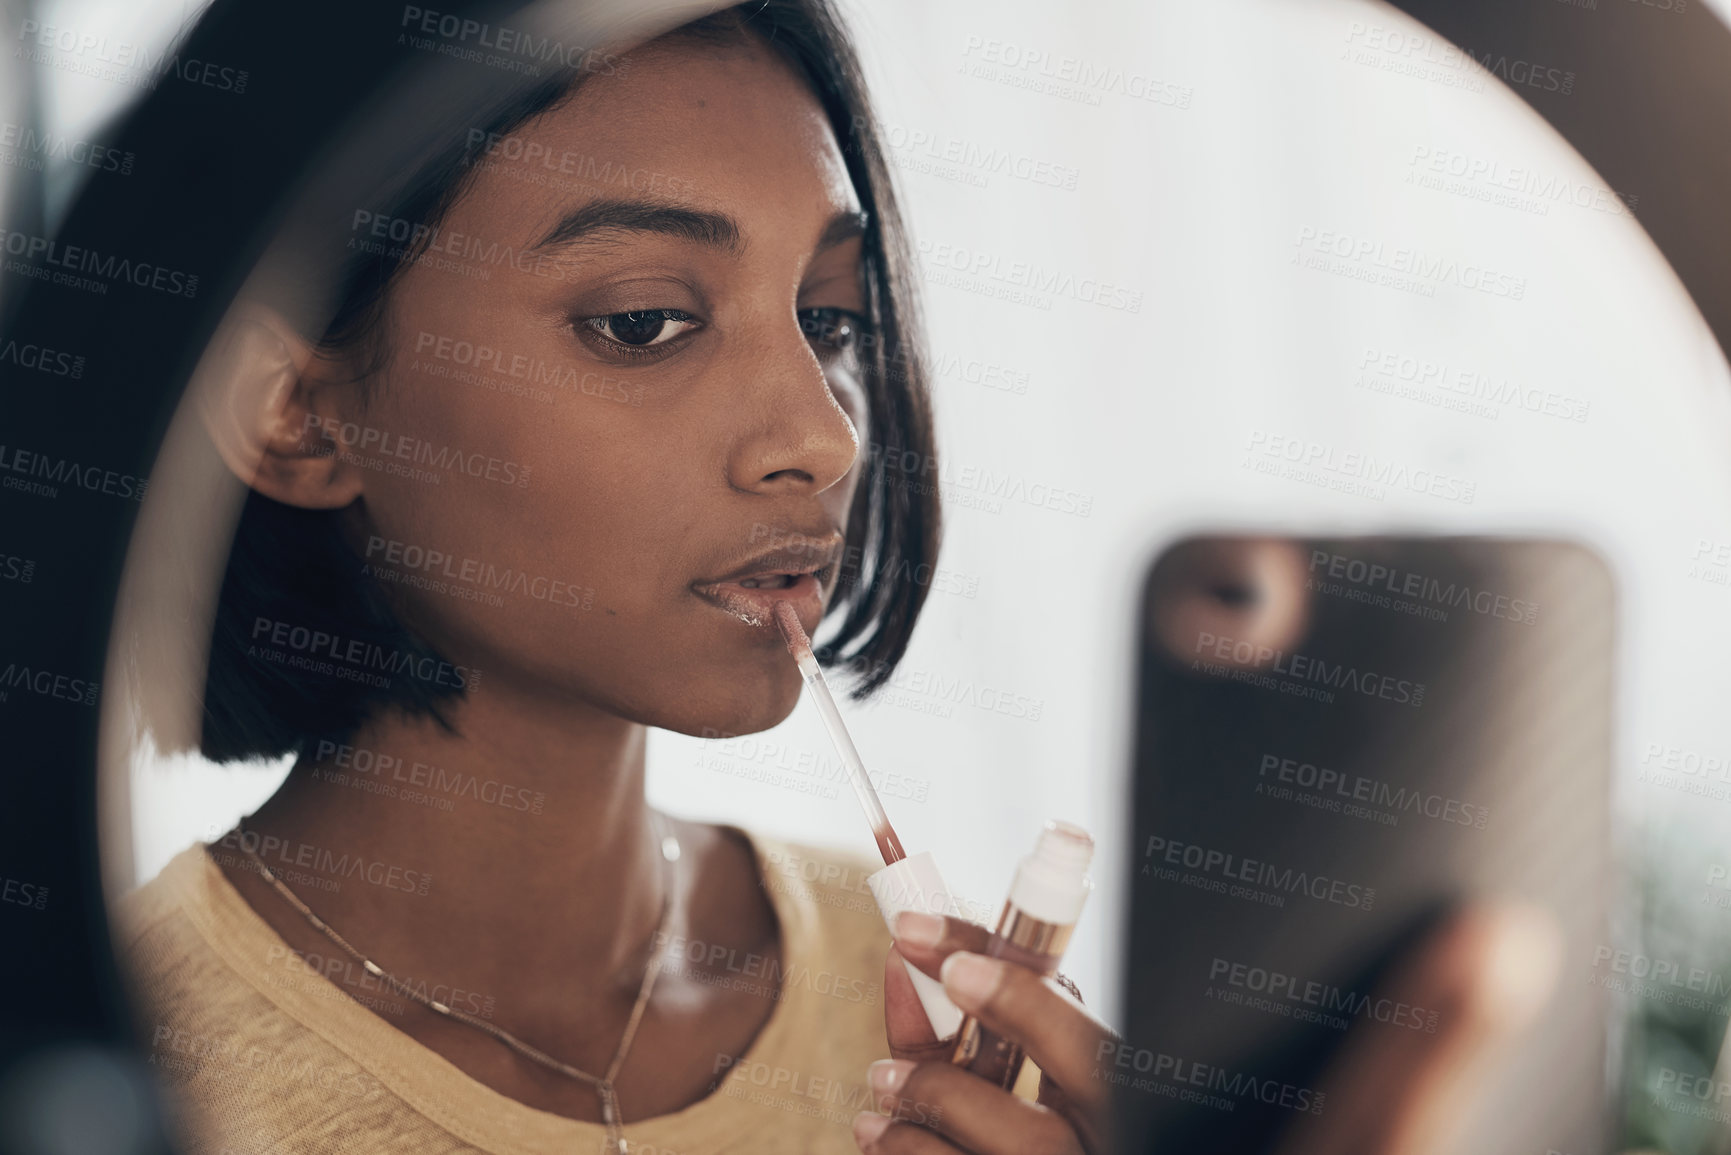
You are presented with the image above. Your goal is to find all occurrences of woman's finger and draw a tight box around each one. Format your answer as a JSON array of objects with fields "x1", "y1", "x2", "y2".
[
  {"x1": 1274, "y1": 903, "x2": 1563, "y2": 1155},
  {"x1": 853, "y1": 1111, "x2": 967, "y2": 1154},
  {"x1": 892, "y1": 912, "x2": 995, "y2": 981},
  {"x1": 884, "y1": 947, "x2": 958, "y2": 1063},
  {"x1": 936, "y1": 951, "x2": 1118, "y2": 1118},
  {"x1": 863, "y1": 1057, "x2": 1084, "y2": 1155}
]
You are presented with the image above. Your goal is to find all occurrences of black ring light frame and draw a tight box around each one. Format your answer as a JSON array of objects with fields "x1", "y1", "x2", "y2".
[{"x1": 0, "y1": 0, "x2": 1725, "y2": 1145}]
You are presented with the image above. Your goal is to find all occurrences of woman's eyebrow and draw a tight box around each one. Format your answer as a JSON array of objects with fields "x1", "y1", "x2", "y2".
[
  {"x1": 527, "y1": 202, "x2": 869, "y2": 258},
  {"x1": 816, "y1": 210, "x2": 870, "y2": 250},
  {"x1": 529, "y1": 199, "x2": 744, "y2": 256}
]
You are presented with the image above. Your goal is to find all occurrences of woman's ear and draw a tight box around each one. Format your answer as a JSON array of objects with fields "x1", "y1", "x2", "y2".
[{"x1": 192, "y1": 303, "x2": 364, "y2": 510}]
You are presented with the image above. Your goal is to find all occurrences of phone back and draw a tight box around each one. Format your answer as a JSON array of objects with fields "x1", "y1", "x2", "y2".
[{"x1": 1117, "y1": 536, "x2": 1619, "y2": 1153}]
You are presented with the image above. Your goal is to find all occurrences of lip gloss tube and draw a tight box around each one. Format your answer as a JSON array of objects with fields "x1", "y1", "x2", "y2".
[
  {"x1": 767, "y1": 601, "x2": 966, "y2": 1039},
  {"x1": 868, "y1": 850, "x2": 966, "y2": 1039},
  {"x1": 950, "y1": 821, "x2": 1094, "y2": 1089}
]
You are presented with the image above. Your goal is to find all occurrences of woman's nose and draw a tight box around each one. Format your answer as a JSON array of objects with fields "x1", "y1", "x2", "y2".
[{"x1": 726, "y1": 325, "x2": 861, "y2": 496}]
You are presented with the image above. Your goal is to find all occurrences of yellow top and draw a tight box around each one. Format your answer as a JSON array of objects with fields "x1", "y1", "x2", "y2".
[{"x1": 115, "y1": 832, "x2": 894, "y2": 1155}]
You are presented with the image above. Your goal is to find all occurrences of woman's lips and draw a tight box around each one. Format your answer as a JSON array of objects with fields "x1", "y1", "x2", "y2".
[{"x1": 693, "y1": 572, "x2": 824, "y2": 631}]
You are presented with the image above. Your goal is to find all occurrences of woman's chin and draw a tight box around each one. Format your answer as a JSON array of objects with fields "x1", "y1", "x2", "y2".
[{"x1": 656, "y1": 667, "x2": 804, "y2": 739}]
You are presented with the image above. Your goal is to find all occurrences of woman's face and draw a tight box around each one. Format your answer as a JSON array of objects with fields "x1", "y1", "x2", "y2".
[{"x1": 333, "y1": 36, "x2": 870, "y2": 735}]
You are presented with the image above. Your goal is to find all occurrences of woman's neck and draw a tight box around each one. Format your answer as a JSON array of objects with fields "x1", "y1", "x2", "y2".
[{"x1": 238, "y1": 688, "x2": 670, "y2": 1001}]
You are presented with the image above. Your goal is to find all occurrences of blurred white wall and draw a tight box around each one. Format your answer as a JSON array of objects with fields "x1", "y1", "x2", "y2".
[{"x1": 89, "y1": 0, "x2": 1731, "y2": 1034}]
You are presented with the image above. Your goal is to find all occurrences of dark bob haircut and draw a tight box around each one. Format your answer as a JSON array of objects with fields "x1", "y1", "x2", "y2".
[{"x1": 195, "y1": 0, "x2": 942, "y2": 763}]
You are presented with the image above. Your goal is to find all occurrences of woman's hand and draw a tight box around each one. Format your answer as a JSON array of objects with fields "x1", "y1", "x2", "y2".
[
  {"x1": 1272, "y1": 903, "x2": 1562, "y2": 1155},
  {"x1": 857, "y1": 910, "x2": 1113, "y2": 1154},
  {"x1": 857, "y1": 903, "x2": 1563, "y2": 1155}
]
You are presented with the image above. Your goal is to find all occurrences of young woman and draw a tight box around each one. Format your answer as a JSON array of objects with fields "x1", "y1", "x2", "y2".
[{"x1": 112, "y1": 2, "x2": 1551, "y2": 1152}]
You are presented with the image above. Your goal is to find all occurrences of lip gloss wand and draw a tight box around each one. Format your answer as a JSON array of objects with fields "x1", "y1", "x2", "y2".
[
  {"x1": 770, "y1": 602, "x2": 906, "y2": 866},
  {"x1": 769, "y1": 602, "x2": 963, "y2": 1037}
]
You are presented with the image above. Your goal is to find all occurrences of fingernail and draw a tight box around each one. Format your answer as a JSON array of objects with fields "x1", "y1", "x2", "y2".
[
  {"x1": 852, "y1": 1110, "x2": 890, "y2": 1148},
  {"x1": 867, "y1": 1058, "x2": 913, "y2": 1096},
  {"x1": 1479, "y1": 906, "x2": 1564, "y2": 1027},
  {"x1": 941, "y1": 951, "x2": 1002, "y2": 1010},
  {"x1": 894, "y1": 911, "x2": 945, "y2": 949}
]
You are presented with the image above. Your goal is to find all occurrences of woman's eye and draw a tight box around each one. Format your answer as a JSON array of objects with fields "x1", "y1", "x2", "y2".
[
  {"x1": 799, "y1": 307, "x2": 870, "y2": 353},
  {"x1": 581, "y1": 309, "x2": 700, "y2": 348}
]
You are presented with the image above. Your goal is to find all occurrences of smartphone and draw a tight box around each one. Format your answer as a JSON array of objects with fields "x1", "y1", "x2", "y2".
[{"x1": 1115, "y1": 535, "x2": 1621, "y2": 1153}]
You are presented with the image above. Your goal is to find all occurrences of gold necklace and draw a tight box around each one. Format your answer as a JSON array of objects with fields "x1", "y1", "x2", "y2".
[{"x1": 225, "y1": 813, "x2": 681, "y2": 1155}]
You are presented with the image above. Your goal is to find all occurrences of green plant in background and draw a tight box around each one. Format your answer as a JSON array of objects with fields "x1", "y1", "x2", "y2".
[{"x1": 1619, "y1": 817, "x2": 1731, "y2": 1154}]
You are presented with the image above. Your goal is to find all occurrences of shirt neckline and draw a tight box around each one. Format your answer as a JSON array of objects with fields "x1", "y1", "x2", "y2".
[{"x1": 174, "y1": 824, "x2": 816, "y2": 1155}]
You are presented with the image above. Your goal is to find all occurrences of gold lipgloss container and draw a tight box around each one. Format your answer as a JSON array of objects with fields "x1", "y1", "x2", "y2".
[{"x1": 950, "y1": 821, "x2": 1094, "y2": 1089}]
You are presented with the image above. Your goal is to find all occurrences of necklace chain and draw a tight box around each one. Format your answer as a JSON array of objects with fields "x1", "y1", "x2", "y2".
[{"x1": 224, "y1": 814, "x2": 681, "y2": 1155}]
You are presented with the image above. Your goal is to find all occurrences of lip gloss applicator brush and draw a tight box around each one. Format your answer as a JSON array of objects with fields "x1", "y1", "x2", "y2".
[
  {"x1": 769, "y1": 602, "x2": 965, "y2": 1038},
  {"x1": 771, "y1": 602, "x2": 906, "y2": 866}
]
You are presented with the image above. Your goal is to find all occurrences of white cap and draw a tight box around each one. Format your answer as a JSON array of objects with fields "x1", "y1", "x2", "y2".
[
  {"x1": 867, "y1": 851, "x2": 965, "y2": 1040},
  {"x1": 1008, "y1": 821, "x2": 1094, "y2": 926}
]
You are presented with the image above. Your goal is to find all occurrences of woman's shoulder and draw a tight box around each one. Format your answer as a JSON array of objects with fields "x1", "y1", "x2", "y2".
[
  {"x1": 735, "y1": 828, "x2": 888, "y2": 935},
  {"x1": 112, "y1": 843, "x2": 218, "y2": 961},
  {"x1": 716, "y1": 826, "x2": 895, "y2": 1013},
  {"x1": 111, "y1": 844, "x2": 279, "y2": 1050},
  {"x1": 110, "y1": 846, "x2": 468, "y2": 1152}
]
